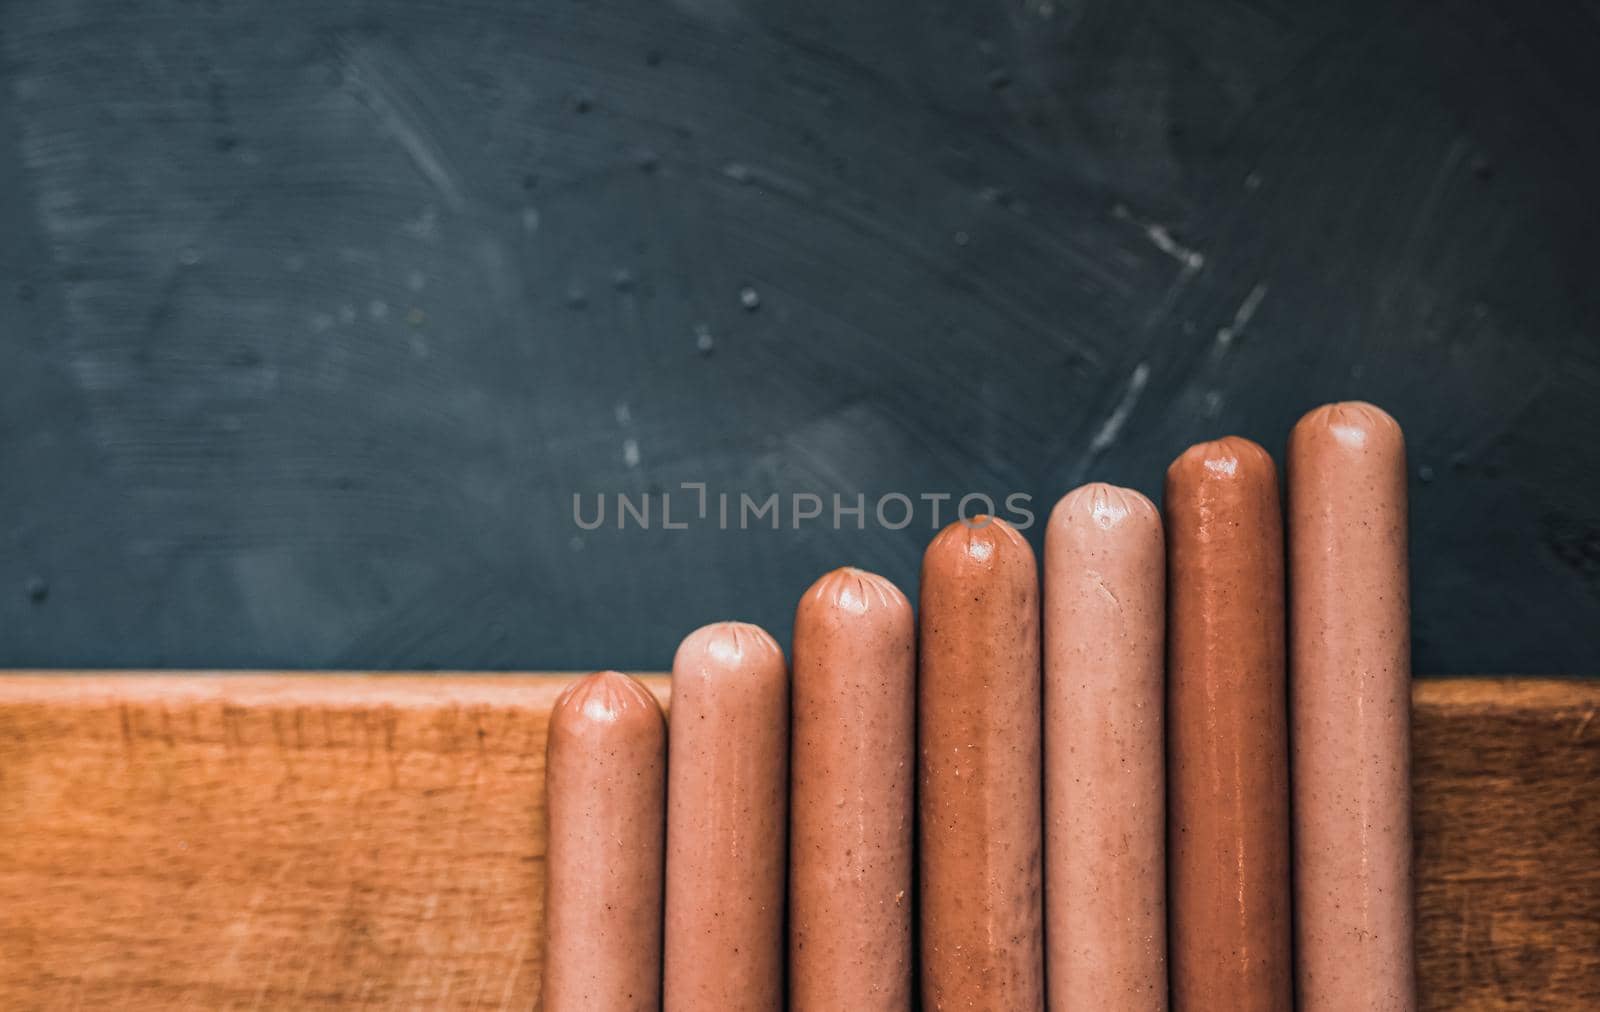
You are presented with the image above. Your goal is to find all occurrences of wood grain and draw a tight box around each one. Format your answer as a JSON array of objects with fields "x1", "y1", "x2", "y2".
[
  {"x1": 0, "y1": 674, "x2": 668, "y2": 1011},
  {"x1": 0, "y1": 674, "x2": 1593, "y2": 1010},
  {"x1": 1412, "y1": 678, "x2": 1599, "y2": 1010}
]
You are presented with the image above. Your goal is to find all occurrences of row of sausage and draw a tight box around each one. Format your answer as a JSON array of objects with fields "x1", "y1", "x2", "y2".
[{"x1": 542, "y1": 400, "x2": 1413, "y2": 1011}]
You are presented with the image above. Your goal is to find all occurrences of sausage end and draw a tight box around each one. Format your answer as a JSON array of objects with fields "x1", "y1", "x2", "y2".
[
  {"x1": 1048, "y1": 481, "x2": 1159, "y2": 533},
  {"x1": 800, "y1": 565, "x2": 912, "y2": 621},
  {"x1": 673, "y1": 620, "x2": 786, "y2": 679},
  {"x1": 1165, "y1": 435, "x2": 1277, "y2": 492},
  {"x1": 922, "y1": 515, "x2": 1036, "y2": 581},
  {"x1": 1289, "y1": 400, "x2": 1405, "y2": 460},
  {"x1": 550, "y1": 670, "x2": 665, "y2": 738}
]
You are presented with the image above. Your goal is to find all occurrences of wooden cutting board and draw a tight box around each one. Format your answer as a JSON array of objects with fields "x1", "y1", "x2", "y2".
[{"x1": 0, "y1": 674, "x2": 1594, "y2": 1010}]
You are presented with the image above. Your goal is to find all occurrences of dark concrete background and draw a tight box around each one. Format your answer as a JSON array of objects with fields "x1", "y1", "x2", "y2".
[{"x1": 2, "y1": 0, "x2": 1596, "y2": 673}]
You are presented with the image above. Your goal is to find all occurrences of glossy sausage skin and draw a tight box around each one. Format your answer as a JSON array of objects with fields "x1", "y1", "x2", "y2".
[
  {"x1": 542, "y1": 671, "x2": 667, "y2": 1012},
  {"x1": 1043, "y1": 484, "x2": 1167, "y2": 1010},
  {"x1": 789, "y1": 567, "x2": 915, "y2": 1010},
  {"x1": 919, "y1": 517, "x2": 1045, "y2": 1011},
  {"x1": 663, "y1": 622, "x2": 789, "y2": 1012},
  {"x1": 1289, "y1": 402, "x2": 1416, "y2": 1010},
  {"x1": 1165, "y1": 437, "x2": 1292, "y2": 1012}
]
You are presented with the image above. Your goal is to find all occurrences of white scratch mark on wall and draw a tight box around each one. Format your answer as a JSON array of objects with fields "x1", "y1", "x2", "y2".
[
  {"x1": 1112, "y1": 204, "x2": 1205, "y2": 271},
  {"x1": 1088, "y1": 361, "x2": 1151, "y2": 454},
  {"x1": 340, "y1": 42, "x2": 467, "y2": 212},
  {"x1": 1214, "y1": 282, "x2": 1269, "y2": 353}
]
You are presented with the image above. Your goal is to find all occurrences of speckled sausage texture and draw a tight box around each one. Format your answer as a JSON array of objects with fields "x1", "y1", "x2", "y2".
[
  {"x1": 1043, "y1": 484, "x2": 1167, "y2": 1011},
  {"x1": 542, "y1": 671, "x2": 667, "y2": 1012},
  {"x1": 1289, "y1": 402, "x2": 1416, "y2": 1011},
  {"x1": 1165, "y1": 437, "x2": 1292, "y2": 1012},
  {"x1": 919, "y1": 517, "x2": 1045, "y2": 1011},
  {"x1": 789, "y1": 567, "x2": 915, "y2": 1011},
  {"x1": 663, "y1": 621, "x2": 789, "y2": 1012}
]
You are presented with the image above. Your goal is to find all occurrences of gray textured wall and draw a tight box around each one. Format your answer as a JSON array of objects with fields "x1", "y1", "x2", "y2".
[{"x1": 2, "y1": 0, "x2": 1597, "y2": 673}]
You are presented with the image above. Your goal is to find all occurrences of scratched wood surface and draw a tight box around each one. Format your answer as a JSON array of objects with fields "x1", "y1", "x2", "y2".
[
  {"x1": 1411, "y1": 679, "x2": 1599, "y2": 1009},
  {"x1": 0, "y1": 675, "x2": 1594, "y2": 1010}
]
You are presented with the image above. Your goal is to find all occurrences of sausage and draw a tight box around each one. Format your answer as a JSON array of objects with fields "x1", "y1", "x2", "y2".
[
  {"x1": 1288, "y1": 402, "x2": 1416, "y2": 1010},
  {"x1": 542, "y1": 670, "x2": 667, "y2": 1012},
  {"x1": 918, "y1": 516, "x2": 1045, "y2": 1011},
  {"x1": 1164, "y1": 437, "x2": 1292, "y2": 1012},
  {"x1": 1043, "y1": 484, "x2": 1167, "y2": 1010},
  {"x1": 789, "y1": 567, "x2": 915, "y2": 1010},
  {"x1": 662, "y1": 621, "x2": 789, "y2": 1011}
]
